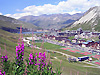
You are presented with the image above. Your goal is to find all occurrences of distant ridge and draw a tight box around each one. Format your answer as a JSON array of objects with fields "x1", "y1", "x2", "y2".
[{"x1": 19, "y1": 13, "x2": 83, "y2": 29}]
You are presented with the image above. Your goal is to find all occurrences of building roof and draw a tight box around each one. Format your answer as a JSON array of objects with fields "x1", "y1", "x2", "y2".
[
  {"x1": 87, "y1": 40, "x2": 92, "y2": 42},
  {"x1": 82, "y1": 42, "x2": 88, "y2": 44}
]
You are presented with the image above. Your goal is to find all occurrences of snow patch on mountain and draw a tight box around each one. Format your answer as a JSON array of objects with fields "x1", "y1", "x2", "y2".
[{"x1": 74, "y1": 8, "x2": 97, "y2": 24}]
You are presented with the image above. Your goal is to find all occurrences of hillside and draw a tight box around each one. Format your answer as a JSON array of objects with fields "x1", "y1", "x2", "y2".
[
  {"x1": 0, "y1": 15, "x2": 39, "y2": 59},
  {"x1": 65, "y1": 6, "x2": 100, "y2": 31},
  {"x1": 0, "y1": 15, "x2": 40, "y2": 33},
  {"x1": 0, "y1": 29, "x2": 18, "y2": 60},
  {"x1": 19, "y1": 13, "x2": 83, "y2": 29},
  {"x1": 0, "y1": 29, "x2": 33, "y2": 61}
]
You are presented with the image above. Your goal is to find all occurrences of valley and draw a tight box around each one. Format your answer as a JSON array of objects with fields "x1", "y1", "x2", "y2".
[{"x1": 1, "y1": 4, "x2": 100, "y2": 75}]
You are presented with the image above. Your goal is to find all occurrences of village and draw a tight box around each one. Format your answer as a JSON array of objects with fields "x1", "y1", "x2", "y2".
[{"x1": 23, "y1": 28, "x2": 100, "y2": 55}]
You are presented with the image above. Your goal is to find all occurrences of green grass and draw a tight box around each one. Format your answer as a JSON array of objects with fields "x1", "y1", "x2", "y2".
[
  {"x1": 94, "y1": 19, "x2": 100, "y2": 31},
  {"x1": 34, "y1": 42, "x2": 86, "y2": 58},
  {"x1": 70, "y1": 23, "x2": 92, "y2": 31},
  {"x1": 68, "y1": 36, "x2": 75, "y2": 40},
  {"x1": 0, "y1": 30, "x2": 18, "y2": 51},
  {"x1": 0, "y1": 29, "x2": 33, "y2": 61},
  {"x1": 35, "y1": 42, "x2": 64, "y2": 50},
  {"x1": 34, "y1": 42, "x2": 84, "y2": 57}
]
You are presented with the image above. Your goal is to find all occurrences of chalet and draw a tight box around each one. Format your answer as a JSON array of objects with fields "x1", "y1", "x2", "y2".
[
  {"x1": 71, "y1": 43, "x2": 82, "y2": 47},
  {"x1": 48, "y1": 35, "x2": 55, "y2": 40},
  {"x1": 87, "y1": 40, "x2": 94, "y2": 47},
  {"x1": 50, "y1": 31, "x2": 58, "y2": 36},
  {"x1": 71, "y1": 30, "x2": 77, "y2": 33},
  {"x1": 69, "y1": 33, "x2": 77, "y2": 36},
  {"x1": 82, "y1": 42, "x2": 89, "y2": 47},
  {"x1": 65, "y1": 39, "x2": 71, "y2": 45},
  {"x1": 78, "y1": 39, "x2": 86, "y2": 43},
  {"x1": 79, "y1": 33, "x2": 85, "y2": 38},
  {"x1": 57, "y1": 32, "x2": 77, "y2": 37},
  {"x1": 72, "y1": 38, "x2": 78, "y2": 43},
  {"x1": 65, "y1": 30, "x2": 70, "y2": 33},
  {"x1": 92, "y1": 32, "x2": 100, "y2": 36},
  {"x1": 79, "y1": 33, "x2": 91, "y2": 39},
  {"x1": 57, "y1": 33, "x2": 67, "y2": 37},
  {"x1": 84, "y1": 30, "x2": 90, "y2": 34},
  {"x1": 55, "y1": 37, "x2": 68, "y2": 41},
  {"x1": 37, "y1": 29, "x2": 43, "y2": 32},
  {"x1": 82, "y1": 40, "x2": 94, "y2": 47},
  {"x1": 85, "y1": 35, "x2": 90, "y2": 39},
  {"x1": 77, "y1": 28, "x2": 83, "y2": 34},
  {"x1": 44, "y1": 35, "x2": 48, "y2": 38},
  {"x1": 78, "y1": 43, "x2": 82, "y2": 47},
  {"x1": 99, "y1": 35, "x2": 100, "y2": 39},
  {"x1": 91, "y1": 41, "x2": 100, "y2": 49},
  {"x1": 61, "y1": 38, "x2": 66, "y2": 43},
  {"x1": 99, "y1": 41, "x2": 100, "y2": 46}
]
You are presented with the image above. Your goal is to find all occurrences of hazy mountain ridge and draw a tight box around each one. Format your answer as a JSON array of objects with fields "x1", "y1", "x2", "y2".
[
  {"x1": 67, "y1": 6, "x2": 100, "y2": 31},
  {"x1": 0, "y1": 15, "x2": 40, "y2": 33},
  {"x1": 19, "y1": 13, "x2": 83, "y2": 29}
]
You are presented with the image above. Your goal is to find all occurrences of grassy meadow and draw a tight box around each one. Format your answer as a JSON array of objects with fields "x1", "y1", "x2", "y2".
[{"x1": 0, "y1": 31, "x2": 100, "y2": 75}]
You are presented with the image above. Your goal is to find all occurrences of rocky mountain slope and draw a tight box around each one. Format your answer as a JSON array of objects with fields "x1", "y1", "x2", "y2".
[
  {"x1": 19, "y1": 13, "x2": 83, "y2": 29},
  {"x1": 67, "y1": 6, "x2": 100, "y2": 31},
  {"x1": 0, "y1": 15, "x2": 40, "y2": 33}
]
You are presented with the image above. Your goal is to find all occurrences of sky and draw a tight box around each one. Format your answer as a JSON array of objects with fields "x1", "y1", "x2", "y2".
[{"x1": 0, "y1": 0, "x2": 100, "y2": 19}]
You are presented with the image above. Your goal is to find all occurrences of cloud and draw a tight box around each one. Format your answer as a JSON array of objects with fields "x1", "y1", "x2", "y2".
[
  {"x1": 67, "y1": 10, "x2": 82, "y2": 15},
  {"x1": 0, "y1": 12, "x2": 2, "y2": 15},
  {"x1": 5, "y1": 0, "x2": 100, "y2": 19},
  {"x1": 5, "y1": 12, "x2": 32, "y2": 19}
]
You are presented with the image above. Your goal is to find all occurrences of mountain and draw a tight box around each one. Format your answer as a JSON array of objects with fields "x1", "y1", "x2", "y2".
[
  {"x1": 0, "y1": 15, "x2": 40, "y2": 33},
  {"x1": 66, "y1": 6, "x2": 100, "y2": 31},
  {"x1": 19, "y1": 13, "x2": 83, "y2": 29}
]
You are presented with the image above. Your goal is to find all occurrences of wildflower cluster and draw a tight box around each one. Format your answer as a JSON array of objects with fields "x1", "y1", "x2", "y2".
[
  {"x1": 38, "y1": 52, "x2": 46, "y2": 69},
  {"x1": 0, "y1": 70, "x2": 5, "y2": 75},
  {"x1": 1, "y1": 55, "x2": 8, "y2": 62},
  {"x1": 29, "y1": 53, "x2": 33, "y2": 65},
  {"x1": 1, "y1": 55, "x2": 10, "y2": 74},
  {"x1": 26, "y1": 52, "x2": 62, "y2": 75},
  {"x1": 16, "y1": 41, "x2": 24, "y2": 62},
  {"x1": 14, "y1": 41, "x2": 25, "y2": 75}
]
